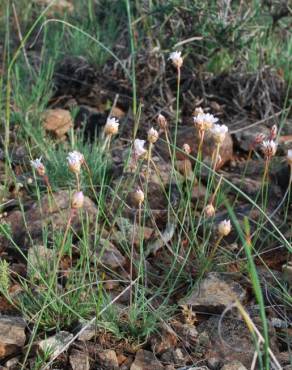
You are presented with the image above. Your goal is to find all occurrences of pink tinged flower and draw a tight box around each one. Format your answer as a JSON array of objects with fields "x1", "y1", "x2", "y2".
[
  {"x1": 218, "y1": 219, "x2": 231, "y2": 236},
  {"x1": 261, "y1": 140, "x2": 277, "y2": 159},
  {"x1": 71, "y1": 191, "x2": 84, "y2": 209},
  {"x1": 30, "y1": 158, "x2": 46, "y2": 176},
  {"x1": 67, "y1": 151, "x2": 84, "y2": 174},
  {"x1": 287, "y1": 149, "x2": 292, "y2": 166},
  {"x1": 204, "y1": 204, "x2": 215, "y2": 217},
  {"x1": 210, "y1": 123, "x2": 228, "y2": 144},
  {"x1": 254, "y1": 133, "x2": 265, "y2": 145},
  {"x1": 169, "y1": 50, "x2": 183, "y2": 69},
  {"x1": 104, "y1": 117, "x2": 119, "y2": 136},
  {"x1": 148, "y1": 127, "x2": 159, "y2": 144},
  {"x1": 183, "y1": 143, "x2": 191, "y2": 155},
  {"x1": 194, "y1": 113, "x2": 218, "y2": 131},
  {"x1": 133, "y1": 139, "x2": 147, "y2": 159}
]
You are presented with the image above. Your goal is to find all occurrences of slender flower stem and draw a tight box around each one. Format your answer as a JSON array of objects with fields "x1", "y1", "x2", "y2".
[
  {"x1": 75, "y1": 173, "x2": 80, "y2": 191},
  {"x1": 130, "y1": 206, "x2": 141, "y2": 307},
  {"x1": 165, "y1": 129, "x2": 173, "y2": 160},
  {"x1": 262, "y1": 158, "x2": 270, "y2": 185},
  {"x1": 212, "y1": 143, "x2": 221, "y2": 171},
  {"x1": 209, "y1": 175, "x2": 223, "y2": 205},
  {"x1": 59, "y1": 209, "x2": 75, "y2": 261},
  {"x1": 146, "y1": 142, "x2": 153, "y2": 182},
  {"x1": 168, "y1": 67, "x2": 181, "y2": 222},
  {"x1": 209, "y1": 235, "x2": 223, "y2": 261},
  {"x1": 129, "y1": 230, "x2": 135, "y2": 307},
  {"x1": 197, "y1": 130, "x2": 205, "y2": 157}
]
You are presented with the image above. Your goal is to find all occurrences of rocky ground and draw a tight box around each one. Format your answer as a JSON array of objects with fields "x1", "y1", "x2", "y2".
[{"x1": 0, "y1": 1, "x2": 291, "y2": 369}]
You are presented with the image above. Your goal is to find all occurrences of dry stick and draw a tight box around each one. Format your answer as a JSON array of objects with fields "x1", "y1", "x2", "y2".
[
  {"x1": 41, "y1": 280, "x2": 137, "y2": 370},
  {"x1": 12, "y1": 3, "x2": 32, "y2": 77},
  {"x1": 230, "y1": 110, "x2": 284, "y2": 134},
  {"x1": 43, "y1": 174, "x2": 62, "y2": 214},
  {"x1": 108, "y1": 94, "x2": 119, "y2": 117}
]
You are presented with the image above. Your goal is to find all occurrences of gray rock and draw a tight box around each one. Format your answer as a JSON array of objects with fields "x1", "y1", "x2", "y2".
[
  {"x1": 38, "y1": 331, "x2": 73, "y2": 359},
  {"x1": 77, "y1": 322, "x2": 97, "y2": 342},
  {"x1": 95, "y1": 239, "x2": 126, "y2": 269},
  {"x1": 3, "y1": 190, "x2": 98, "y2": 248},
  {"x1": 179, "y1": 273, "x2": 246, "y2": 313},
  {"x1": 221, "y1": 360, "x2": 248, "y2": 370}
]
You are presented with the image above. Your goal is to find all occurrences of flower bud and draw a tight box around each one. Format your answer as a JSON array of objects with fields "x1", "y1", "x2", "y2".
[
  {"x1": 183, "y1": 143, "x2": 191, "y2": 155},
  {"x1": 204, "y1": 204, "x2": 215, "y2": 217},
  {"x1": 287, "y1": 149, "x2": 292, "y2": 166},
  {"x1": 269, "y1": 125, "x2": 277, "y2": 140},
  {"x1": 148, "y1": 127, "x2": 159, "y2": 144},
  {"x1": 218, "y1": 219, "x2": 231, "y2": 236},
  {"x1": 134, "y1": 188, "x2": 144, "y2": 205},
  {"x1": 157, "y1": 114, "x2": 167, "y2": 130},
  {"x1": 104, "y1": 117, "x2": 119, "y2": 136},
  {"x1": 193, "y1": 107, "x2": 204, "y2": 117},
  {"x1": 71, "y1": 191, "x2": 84, "y2": 209}
]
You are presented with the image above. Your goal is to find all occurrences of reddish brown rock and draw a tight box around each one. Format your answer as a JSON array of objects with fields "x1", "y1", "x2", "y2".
[
  {"x1": 3, "y1": 190, "x2": 98, "y2": 248},
  {"x1": 43, "y1": 109, "x2": 73, "y2": 139},
  {"x1": 0, "y1": 316, "x2": 26, "y2": 360},
  {"x1": 130, "y1": 350, "x2": 164, "y2": 370}
]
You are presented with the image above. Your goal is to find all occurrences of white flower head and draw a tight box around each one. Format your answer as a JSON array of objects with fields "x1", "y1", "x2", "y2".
[
  {"x1": 30, "y1": 157, "x2": 45, "y2": 176},
  {"x1": 169, "y1": 50, "x2": 183, "y2": 69},
  {"x1": 194, "y1": 113, "x2": 218, "y2": 131},
  {"x1": 261, "y1": 140, "x2": 277, "y2": 159},
  {"x1": 218, "y1": 219, "x2": 231, "y2": 236},
  {"x1": 67, "y1": 151, "x2": 84, "y2": 174},
  {"x1": 133, "y1": 139, "x2": 147, "y2": 159},
  {"x1": 287, "y1": 149, "x2": 292, "y2": 166},
  {"x1": 148, "y1": 127, "x2": 159, "y2": 144},
  {"x1": 104, "y1": 117, "x2": 119, "y2": 136},
  {"x1": 210, "y1": 123, "x2": 228, "y2": 144}
]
